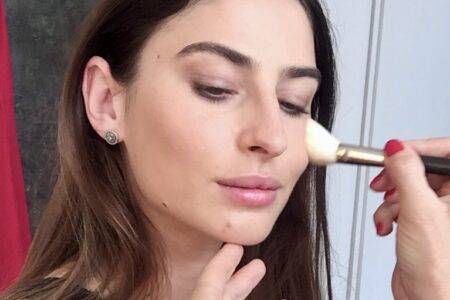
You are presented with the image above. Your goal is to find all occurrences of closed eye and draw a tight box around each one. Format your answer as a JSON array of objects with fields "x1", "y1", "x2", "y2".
[
  {"x1": 192, "y1": 82, "x2": 236, "y2": 101},
  {"x1": 278, "y1": 100, "x2": 310, "y2": 116},
  {"x1": 191, "y1": 82, "x2": 310, "y2": 117}
]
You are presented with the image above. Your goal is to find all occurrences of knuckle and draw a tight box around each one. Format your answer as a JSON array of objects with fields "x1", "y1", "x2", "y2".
[
  {"x1": 387, "y1": 151, "x2": 424, "y2": 177},
  {"x1": 374, "y1": 202, "x2": 398, "y2": 223},
  {"x1": 397, "y1": 151, "x2": 417, "y2": 167}
]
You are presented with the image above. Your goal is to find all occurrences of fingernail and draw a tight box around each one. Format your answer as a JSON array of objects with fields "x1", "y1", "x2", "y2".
[
  {"x1": 376, "y1": 222, "x2": 383, "y2": 235},
  {"x1": 370, "y1": 171, "x2": 384, "y2": 188},
  {"x1": 384, "y1": 139, "x2": 404, "y2": 157},
  {"x1": 384, "y1": 188, "x2": 396, "y2": 200}
]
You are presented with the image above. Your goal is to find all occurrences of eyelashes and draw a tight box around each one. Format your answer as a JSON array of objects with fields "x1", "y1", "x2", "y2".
[
  {"x1": 191, "y1": 82, "x2": 310, "y2": 117},
  {"x1": 192, "y1": 82, "x2": 237, "y2": 101}
]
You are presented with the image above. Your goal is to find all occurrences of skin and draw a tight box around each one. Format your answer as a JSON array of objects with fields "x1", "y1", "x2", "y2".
[
  {"x1": 370, "y1": 139, "x2": 450, "y2": 299},
  {"x1": 81, "y1": 0, "x2": 450, "y2": 298},
  {"x1": 83, "y1": 0, "x2": 318, "y2": 298}
]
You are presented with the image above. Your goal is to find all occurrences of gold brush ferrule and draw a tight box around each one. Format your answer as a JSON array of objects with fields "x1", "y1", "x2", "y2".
[{"x1": 336, "y1": 143, "x2": 385, "y2": 167}]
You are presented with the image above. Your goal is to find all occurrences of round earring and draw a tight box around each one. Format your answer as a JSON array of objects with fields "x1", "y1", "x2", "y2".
[{"x1": 104, "y1": 130, "x2": 120, "y2": 145}]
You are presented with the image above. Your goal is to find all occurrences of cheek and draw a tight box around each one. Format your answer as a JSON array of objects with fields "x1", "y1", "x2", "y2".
[
  {"x1": 285, "y1": 122, "x2": 310, "y2": 182},
  {"x1": 294, "y1": 141, "x2": 309, "y2": 178},
  {"x1": 123, "y1": 83, "x2": 228, "y2": 209}
]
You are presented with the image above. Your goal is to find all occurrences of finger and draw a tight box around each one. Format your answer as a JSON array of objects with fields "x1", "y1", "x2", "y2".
[
  {"x1": 402, "y1": 137, "x2": 450, "y2": 158},
  {"x1": 379, "y1": 180, "x2": 448, "y2": 203},
  {"x1": 426, "y1": 173, "x2": 449, "y2": 191},
  {"x1": 430, "y1": 175, "x2": 450, "y2": 197},
  {"x1": 370, "y1": 169, "x2": 396, "y2": 192},
  {"x1": 193, "y1": 243, "x2": 243, "y2": 297},
  {"x1": 371, "y1": 169, "x2": 449, "y2": 193},
  {"x1": 402, "y1": 138, "x2": 450, "y2": 192},
  {"x1": 383, "y1": 139, "x2": 439, "y2": 213},
  {"x1": 373, "y1": 201, "x2": 399, "y2": 236},
  {"x1": 224, "y1": 259, "x2": 266, "y2": 300},
  {"x1": 383, "y1": 188, "x2": 398, "y2": 204}
]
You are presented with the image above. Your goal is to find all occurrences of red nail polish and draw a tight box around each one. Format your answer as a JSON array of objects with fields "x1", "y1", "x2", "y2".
[
  {"x1": 376, "y1": 222, "x2": 383, "y2": 235},
  {"x1": 384, "y1": 139, "x2": 404, "y2": 157},
  {"x1": 384, "y1": 188, "x2": 396, "y2": 200},
  {"x1": 370, "y1": 171, "x2": 384, "y2": 187}
]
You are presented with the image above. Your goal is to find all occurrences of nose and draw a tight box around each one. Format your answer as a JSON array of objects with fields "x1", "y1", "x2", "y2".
[{"x1": 237, "y1": 94, "x2": 288, "y2": 159}]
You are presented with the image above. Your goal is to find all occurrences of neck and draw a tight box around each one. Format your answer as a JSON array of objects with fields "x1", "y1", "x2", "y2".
[{"x1": 144, "y1": 206, "x2": 223, "y2": 300}]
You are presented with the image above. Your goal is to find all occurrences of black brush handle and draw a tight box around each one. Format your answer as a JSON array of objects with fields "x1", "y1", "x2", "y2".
[{"x1": 421, "y1": 155, "x2": 450, "y2": 176}]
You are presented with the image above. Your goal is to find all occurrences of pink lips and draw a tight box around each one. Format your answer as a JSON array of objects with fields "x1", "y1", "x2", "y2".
[{"x1": 216, "y1": 175, "x2": 282, "y2": 207}]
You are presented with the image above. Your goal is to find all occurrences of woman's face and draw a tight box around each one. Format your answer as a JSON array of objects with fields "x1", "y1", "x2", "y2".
[{"x1": 124, "y1": 0, "x2": 319, "y2": 245}]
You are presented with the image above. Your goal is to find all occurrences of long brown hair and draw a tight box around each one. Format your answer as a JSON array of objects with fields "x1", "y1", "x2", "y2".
[{"x1": 2, "y1": 0, "x2": 336, "y2": 299}]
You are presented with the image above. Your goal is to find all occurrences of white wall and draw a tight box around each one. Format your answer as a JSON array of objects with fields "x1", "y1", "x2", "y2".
[{"x1": 324, "y1": 0, "x2": 450, "y2": 299}]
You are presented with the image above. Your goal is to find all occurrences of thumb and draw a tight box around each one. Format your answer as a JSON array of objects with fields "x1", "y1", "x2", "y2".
[
  {"x1": 191, "y1": 243, "x2": 243, "y2": 298},
  {"x1": 383, "y1": 139, "x2": 437, "y2": 212}
]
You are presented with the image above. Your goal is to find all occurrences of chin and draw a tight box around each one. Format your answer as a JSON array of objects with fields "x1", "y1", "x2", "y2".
[{"x1": 219, "y1": 227, "x2": 273, "y2": 246}]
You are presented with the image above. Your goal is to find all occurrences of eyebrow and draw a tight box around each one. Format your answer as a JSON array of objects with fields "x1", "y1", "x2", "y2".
[{"x1": 176, "y1": 41, "x2": 321, "y2": 85}]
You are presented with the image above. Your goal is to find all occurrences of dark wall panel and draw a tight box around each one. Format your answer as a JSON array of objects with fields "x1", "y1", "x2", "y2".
[{"x1": 6, "y1": 0, "x2": 97, "y2": 234}]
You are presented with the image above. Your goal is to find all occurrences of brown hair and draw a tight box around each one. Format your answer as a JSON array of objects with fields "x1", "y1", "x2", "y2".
[{"x1": 2, "y1": 0, "x2": 336, "y2": 299}]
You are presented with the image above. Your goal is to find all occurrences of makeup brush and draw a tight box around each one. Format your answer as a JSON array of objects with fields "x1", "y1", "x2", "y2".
[{"x1": 305, "y1": 118, "x2": 450, "y2": 176}]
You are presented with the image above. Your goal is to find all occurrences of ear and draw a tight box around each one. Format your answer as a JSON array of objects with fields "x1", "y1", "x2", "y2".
[{"x1": 82, "y1": 56, "x2": 127, "y2": 143}]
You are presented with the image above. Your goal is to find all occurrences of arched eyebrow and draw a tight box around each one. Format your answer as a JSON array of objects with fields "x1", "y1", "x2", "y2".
[{"x1": 176, "y1": 41, "x2": 321, "y2": 85}]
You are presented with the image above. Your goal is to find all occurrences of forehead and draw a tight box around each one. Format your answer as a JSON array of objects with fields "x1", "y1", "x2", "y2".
[{"x1": 142, "y1": 0, "x2": 316, "y2": 69}]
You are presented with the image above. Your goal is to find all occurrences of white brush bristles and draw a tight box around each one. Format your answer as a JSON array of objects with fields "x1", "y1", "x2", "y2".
[{"x1": 305, "y1": 118, "x2": 340, "y2": 165}]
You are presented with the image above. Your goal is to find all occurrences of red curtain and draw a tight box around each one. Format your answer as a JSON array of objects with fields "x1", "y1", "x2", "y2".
[{"x1": 0, "y1": 0, "x2": 31, "y2": 291}]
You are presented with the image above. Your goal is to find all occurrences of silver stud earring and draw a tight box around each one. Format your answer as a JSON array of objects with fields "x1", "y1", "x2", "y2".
[{"x1": 104, "y1": 130, "x2": 120, "y2": 145}]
